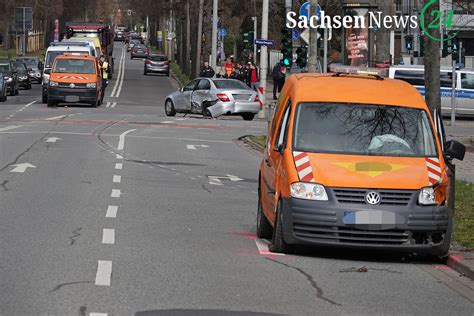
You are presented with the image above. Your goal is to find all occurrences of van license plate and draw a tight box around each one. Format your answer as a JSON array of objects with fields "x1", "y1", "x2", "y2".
[
  {"x1": 66, "y1": 95, "x2": 80, "y2": 102},
  {"x1": 343, "y1": 211, "x2": 398, "y2": 225}
]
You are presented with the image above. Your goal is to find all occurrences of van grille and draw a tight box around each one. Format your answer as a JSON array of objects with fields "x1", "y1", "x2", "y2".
[
  {"x1": 293, "y1": 224, "x2": 411, "y2": 244},
  {"x1": 332, "y1": 188, "x2": 414, "y2": 206}
]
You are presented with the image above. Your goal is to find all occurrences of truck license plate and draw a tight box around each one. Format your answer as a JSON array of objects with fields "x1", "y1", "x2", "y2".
[{"x1": 66, "y1": 95, "x2": 80, "y2": 102}]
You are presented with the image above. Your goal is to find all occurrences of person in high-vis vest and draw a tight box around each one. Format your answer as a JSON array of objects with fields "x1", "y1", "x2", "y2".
[{"x1": 99, "y1": 55, "x2": 108, "y2": 103}]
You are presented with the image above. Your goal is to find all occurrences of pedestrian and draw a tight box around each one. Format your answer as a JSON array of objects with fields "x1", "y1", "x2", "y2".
[
  {"x1": 216, "y1": 68, "x2": 227, "y2": 79},
  {"x1": 247, "y1": 62, "x2": 259, "y2": 91},
  {"x1": 235, "y1": 63, "x2": 247, "y2": 82},
  {"x1": 99, "y1": 55, "x2": 108, "y2": 104},
  {"x1": 199, "y1": 61, "x2": 215, "y2": 78},
  {"x1": 272, "y1": 62, "x2": 283, "y2": 100},
  {"x1": 223, "y1": 57, "x2": 235, "y2": 78}
]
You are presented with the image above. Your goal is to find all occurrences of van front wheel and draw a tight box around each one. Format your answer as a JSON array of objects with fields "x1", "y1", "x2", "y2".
[
  {"x1": 256, "y1": 190, "x2": 273, "y2": 239},
  {"x1": 269, "y1": 200, "x2": 293, "y2": 254}
]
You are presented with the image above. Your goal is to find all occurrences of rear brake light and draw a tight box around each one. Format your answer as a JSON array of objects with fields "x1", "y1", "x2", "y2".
[
  {"x1": 216, "y1": 93, "x2": 230, "y2": 102},
  {"x1": 254, "y1": 95, "x2": 260, "y2": 102},
  {"x1": 163, "y1": 61, "x2": 169, "y2": 65},
  {"x1": 145, "y1": 60, "x2": 152, "y2": 65}
]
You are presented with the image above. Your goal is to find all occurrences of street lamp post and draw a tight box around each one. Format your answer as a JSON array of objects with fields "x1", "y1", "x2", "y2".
[
  {"x1": 211, "y1": 0, "x2": 218, "y2": 70},
  {"x1": 257, "y1": 0, "x2": 269, "y2": 119}
]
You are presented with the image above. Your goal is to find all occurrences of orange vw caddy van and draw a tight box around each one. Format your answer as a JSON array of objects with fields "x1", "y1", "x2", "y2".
[
  {"x1": 258, "y1": 66, "x2": 466, "y2": 259},
  {"x1": 47, "y1": 54, "x2": 102, "y2": 107}
]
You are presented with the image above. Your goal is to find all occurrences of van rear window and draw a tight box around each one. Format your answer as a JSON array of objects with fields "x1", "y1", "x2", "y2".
[
  {"x1": 395, "y1": 70, "x2": 453, "y2": 88},
  {"x1": 461, "y1": 73, "x2": 474, "y2": 89},
  {"x1": 293, "y1": 103, "x2": 438, "y2": 158}
]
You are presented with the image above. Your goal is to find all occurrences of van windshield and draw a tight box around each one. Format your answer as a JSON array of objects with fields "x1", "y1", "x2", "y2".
[
  {"x1": 53, "y1": 59, "x2": 96, "y2": 74},
  {"x1": 46, "y1": 51, "x2": 89, "y2": 68},
  {"x1": 293, "y1": 103, "x2": 438, "y2": 157}
]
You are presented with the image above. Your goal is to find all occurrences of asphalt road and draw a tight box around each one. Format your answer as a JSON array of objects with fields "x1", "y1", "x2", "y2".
[{"x1": 0, "y1": 43, "x2": 473, "y2": 316}]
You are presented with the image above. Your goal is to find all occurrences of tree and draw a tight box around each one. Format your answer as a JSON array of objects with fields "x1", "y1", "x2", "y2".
[{"x1": 423, "y1": 0, "x2": 441, "y2": 115}]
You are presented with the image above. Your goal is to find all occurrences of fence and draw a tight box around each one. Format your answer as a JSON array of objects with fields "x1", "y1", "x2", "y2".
[{"x1": 15, "y1": 30, "x2": 44, "y2": 55}]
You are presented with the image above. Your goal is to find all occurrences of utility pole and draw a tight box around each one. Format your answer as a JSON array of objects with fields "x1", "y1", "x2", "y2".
[
  {"x1": 195, "y1": 0, "x2": 204, "y2": 77},
  {"x1": 257, "y1": 0, "x2": 269, "y2": 119},
  {"x1": 308, "y1": 0, "x2": 319, "y2": 72},
  {"x1": 185, "y1": 0, "x2": 191, "y2": 76},
  {"x1": 211, "y1": 0, "x2": 218, "y2": 70},
  {"x1": 252, "y1": 17, "x2": 257, "y2": 64},
  {"x1": 168, "y1": 0, "x2": 173, "y2": 61}
]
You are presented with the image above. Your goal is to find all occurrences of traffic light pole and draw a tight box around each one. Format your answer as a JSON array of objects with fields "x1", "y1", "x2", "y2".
[
  {"x1": 257, "y1": 0, "x2": 269, "y2": 119},
  {"x1": 211, "y1": 0, "x2": 218, "y2": 70},
  {"x1": 308, "y1": 0, "x2": 319, "y2": 73},
  {"x1": 253, "y1": 17, "x2": 257, "y2": 64},
  {"x1": 450, "y1": 56, "x2": 456, "y2": 126}
]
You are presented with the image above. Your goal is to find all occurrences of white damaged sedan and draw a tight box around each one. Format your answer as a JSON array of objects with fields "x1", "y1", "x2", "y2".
[{"x1": 164, "y1": 78, "x2": 260, "y2": 121}]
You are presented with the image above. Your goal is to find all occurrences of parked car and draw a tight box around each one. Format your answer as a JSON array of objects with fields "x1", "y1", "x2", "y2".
[
  {"x1": 131, "y1": 44, "x2": 149, "y2": 59},
  {"x1": 165, "y1": 78, "x2": 260, "y2": 120},
  {"x1": 0, "y1": 75, "x2": 7, "y2": 102},
  {"x1": 144, "y1": 54, "x2": 169, "y2": 76},
  {"x1": 12, "y1": 61, "x2": 32, "y2": 90},
  {"x1": 0, "y1": 60, "x2": 19, "y2": 96},
  {"x1": 16, "y1": 56, "x2": 43, "y2": 84}
]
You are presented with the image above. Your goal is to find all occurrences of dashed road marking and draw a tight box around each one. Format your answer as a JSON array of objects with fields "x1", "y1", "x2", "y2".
[
  {"x1": 115, "y1": 163, "x2": 123, "y2": 170},
  {"x1": 90, "y1": 313, "x2": 108, "y2": 316},
  {"x1": 111, "y1": 189, "x2": 122, "y2": 198},
  {"x1": 186, "y1": 144, "x2": 210, "y2": 150},
  {"x1": 254, "y1": 239, "x2": 285, "y2": 256},
  {"x1": 105, "y1": 102, "x2": 111, "y2": 108},
  {"x1": 102, "y1": 229, "x2": 115, "y2": 245},
  {"x1": 111, "y1": 102, "x2": 117, "y2": 108},
  {"x1": 113, "y1": 175, "x2": 122, "y2": 183},
  {"x1": 95, "y1": 260, "x2": 112, "y2": 286},
  {"x1": 45, "y1": 115, "x2": 67, "y2": 120},
  {"x1": 106, "y1": 205, "x2": 118, "y2": 218},
  {"x1": 116, "y1": 154, "x2": 123, "y2": 159}
]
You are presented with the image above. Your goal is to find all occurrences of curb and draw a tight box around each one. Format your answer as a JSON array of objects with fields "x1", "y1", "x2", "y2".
[
  {"x1": 239, "y1": 135, "x2": 265, "y2": 153},
  {"x1": 169, "y1": 70, "x2": 183, "y2": 88},
  {"x1": 446, "y1": 253, "x2": 474, "y2": 280}
]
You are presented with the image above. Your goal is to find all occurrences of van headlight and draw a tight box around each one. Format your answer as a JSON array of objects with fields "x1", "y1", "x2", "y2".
[
  {"x1": 418, "y1": 187, "x2": 436, "y2": 205},
  {"x1": 43, "y1": 74, "x2": 50, "y2": 84},
  {"x1": 86, "y1": 82, "x2": 97, "y2": 88},
  {"x1": 49, "y1": 81, "x2": 59, "y2": 87},
  {"x1": 291, "y1": 182, "x2": 328, "y2": 201}
]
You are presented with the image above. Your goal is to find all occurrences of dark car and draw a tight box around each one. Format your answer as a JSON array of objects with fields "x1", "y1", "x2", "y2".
[
  {"x1": 115, "y1": 31, "x2": 125, "y2": 42},
  {"x1": 144, "y1": 54, "x2": 169, "y2": 76},
  {"x1": 0, "y1": 74, "x2": 7, "y2": 102},
  {"x1": 0, "y1": 60, "x2": 19, "y2": 96},
  {"x1": 13, "y1": 61, "x2": 32, "y2": 90},
  {"x1": 131, "y1": 44, "x2": 149, "y2": 59},
  {"x1": 16, "y1": 56, "x2": 43, "y2": 84}
]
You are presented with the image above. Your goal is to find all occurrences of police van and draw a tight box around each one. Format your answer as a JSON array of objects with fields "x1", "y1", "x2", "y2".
[{"x1": 389, "y1": 65, "x2": 474, "y2": 117}]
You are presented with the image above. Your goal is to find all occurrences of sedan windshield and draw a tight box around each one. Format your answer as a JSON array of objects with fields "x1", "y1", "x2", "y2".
[
  {"x1": 213, "y1": 80, "x2": 249, "y2": 90},
  {"x1": 293, "y1": 103, "x2": 438, "y2": 157},
  {"x1": 53, "y1": 59, "x2": 96, "y2": 74},
  {"x1": 0, "y1": 64, "x2": 10, "y2": 73}
]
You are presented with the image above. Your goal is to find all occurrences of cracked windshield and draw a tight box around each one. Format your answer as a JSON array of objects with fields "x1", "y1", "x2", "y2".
[{"x1": 0, "y1": 0, "x2": 472, "y2": 315}]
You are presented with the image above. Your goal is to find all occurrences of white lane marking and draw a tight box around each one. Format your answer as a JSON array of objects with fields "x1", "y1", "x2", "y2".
[
  {"x1": 44, "y1": 115, "x2": 67, "y2": 120},
  {"x1": 113, "y1": 175, "x2": 121, "y2": 183},
  {"x1": 10, "y1": 163, "x2": 36, "y2": 173},
  {"x1": 105, "y1": 102, "x2": 111, "y2": 108},
  {"x1": 45, "y1": 137, "x2": 61, "y2": 143},
  {"x1": 161, "y1": 121, "x2": 174, "y2": 124},
  {"x1": 116, "y1": 154, "x2": 123, "y2": 159},
  {"x1": 115, "y1": 163, "x2": 123, "y2": 170},
  {"x1": 110, "y1": 47, "x2": 125, "y2": 97},
  {"x1": 0, "y1": 125, "x2": 22, "y2": 132},
  {"x1": 106, "y1": 205, "x2": 118, "y2": 218},
  {"x1": 111, "y1": 102, "x2": 117, "y2": 108},
  {"x1": 95, "y1": 260, "x2": 112, "y2": 286},
  {"x1": 255, "y1": 239, "x2": 285, "y2": 256},
  {"x1": 208, "y1": 175, "x2": 244, "y2": 186},
  {"x1": 186, "y1": 144, "x2": 210, "y2": 150},
  {"x1": 117, "y1": 129, "x2": 137, "y2": 150},
  {"x1": 102, "y1": 229, "x2": 115, "y2": 245},
  {"x1": 111, "y1": 189, "x2": 122, "y2": 198},
  {"x1": 114, "y1": 49, "x2": 126, "y2": 98},
  {"x1": 90, "y1": 313, "x2": 108, "y2": 316}
]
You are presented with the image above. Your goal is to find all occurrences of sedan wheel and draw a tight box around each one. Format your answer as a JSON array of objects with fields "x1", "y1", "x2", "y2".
[{"x1": 165, "y1": 99, "x2": 176, "y2": 117}]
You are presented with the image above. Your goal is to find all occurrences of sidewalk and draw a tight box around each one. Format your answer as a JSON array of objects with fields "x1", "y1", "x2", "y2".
[{"x1": 447, "y1": 251, "x2": 474, "y2": 280}]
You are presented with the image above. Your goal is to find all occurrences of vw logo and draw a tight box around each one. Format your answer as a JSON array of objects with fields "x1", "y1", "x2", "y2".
[
  {"x1": 365, "y1": 191, "x2": 381, "y2": 205},
  {"x1": 69, "y1": 83, "x2": 75, "y2": 88}
]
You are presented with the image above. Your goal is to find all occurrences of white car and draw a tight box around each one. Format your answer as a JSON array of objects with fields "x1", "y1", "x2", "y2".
[{"x1": 165, "y1": 78, "x2": 260, "y2": 121}]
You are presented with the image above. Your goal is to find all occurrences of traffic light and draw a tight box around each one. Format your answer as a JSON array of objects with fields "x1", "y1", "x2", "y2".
[
  {"x1": 405, "y1": 35, "x2": 413, "y2": 51},
  {"x1": 243, "y1": 32, "x2": 254, "y2": 48},
  {"x1": 442, "y1": 40, "x2": 449, "y2": 58},
  {"x1": 295, "y1": 46, "x2": 307, "y2": 68},
  {"x1": 280, "y1": 28, "x2": 293, "y2": 67},
  {"x1": 419, "y1": 35, "x2": 424, "y2": 57},
  {"x1": 451, "y1": 37, "x2": 459, "y2": 52}
]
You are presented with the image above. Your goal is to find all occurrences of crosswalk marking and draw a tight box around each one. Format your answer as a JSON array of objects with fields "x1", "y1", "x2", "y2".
[{"x1": 0, "y1": 125, "x2": 22, "y2": 132}]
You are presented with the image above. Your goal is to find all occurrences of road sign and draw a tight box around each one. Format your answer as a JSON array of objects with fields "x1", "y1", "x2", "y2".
[
  {"x1": 299, "y1": 29, "x2": 321, "y2": 45},
  {"x1": 219, "y1": 28, "x2": 228, "y2": 38},
  {"x1": 292, "y1": 29, "x2": 300, "y2": 40},
  {"x1": 15, "y1": 7, "x2": 33, "y2": 32},
  {"x1": 127, "y1": 9, "x2": 132, "y2": 16},
  {"x1": 157, "y1": 31, "x2": 163, "y2": 42},
  {"x1": 299, "y1": 2, "x2": 321, "y2": 20},
  {"x1": 255, "y1": 39, "x2": 275, "y2": 46}
]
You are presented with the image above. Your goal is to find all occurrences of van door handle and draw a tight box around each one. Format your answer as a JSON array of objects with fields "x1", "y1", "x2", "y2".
[{"x1": 265, "y1": 159, "x2": 272, "y2": 167}]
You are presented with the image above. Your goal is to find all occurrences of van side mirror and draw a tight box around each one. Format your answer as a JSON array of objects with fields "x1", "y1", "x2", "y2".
[
  {"x1": 445, "y1": 140, "x2": 466, "y2": 161},
  {"x1": 38, "y1": 62, "x2": 44, "y2": 71},
  {"x1": 277, "y1": 144, "x2": 284, "y2": 155},
  {"x1": 44, "y1": 69, "x2": 51, "y2": 75}
]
